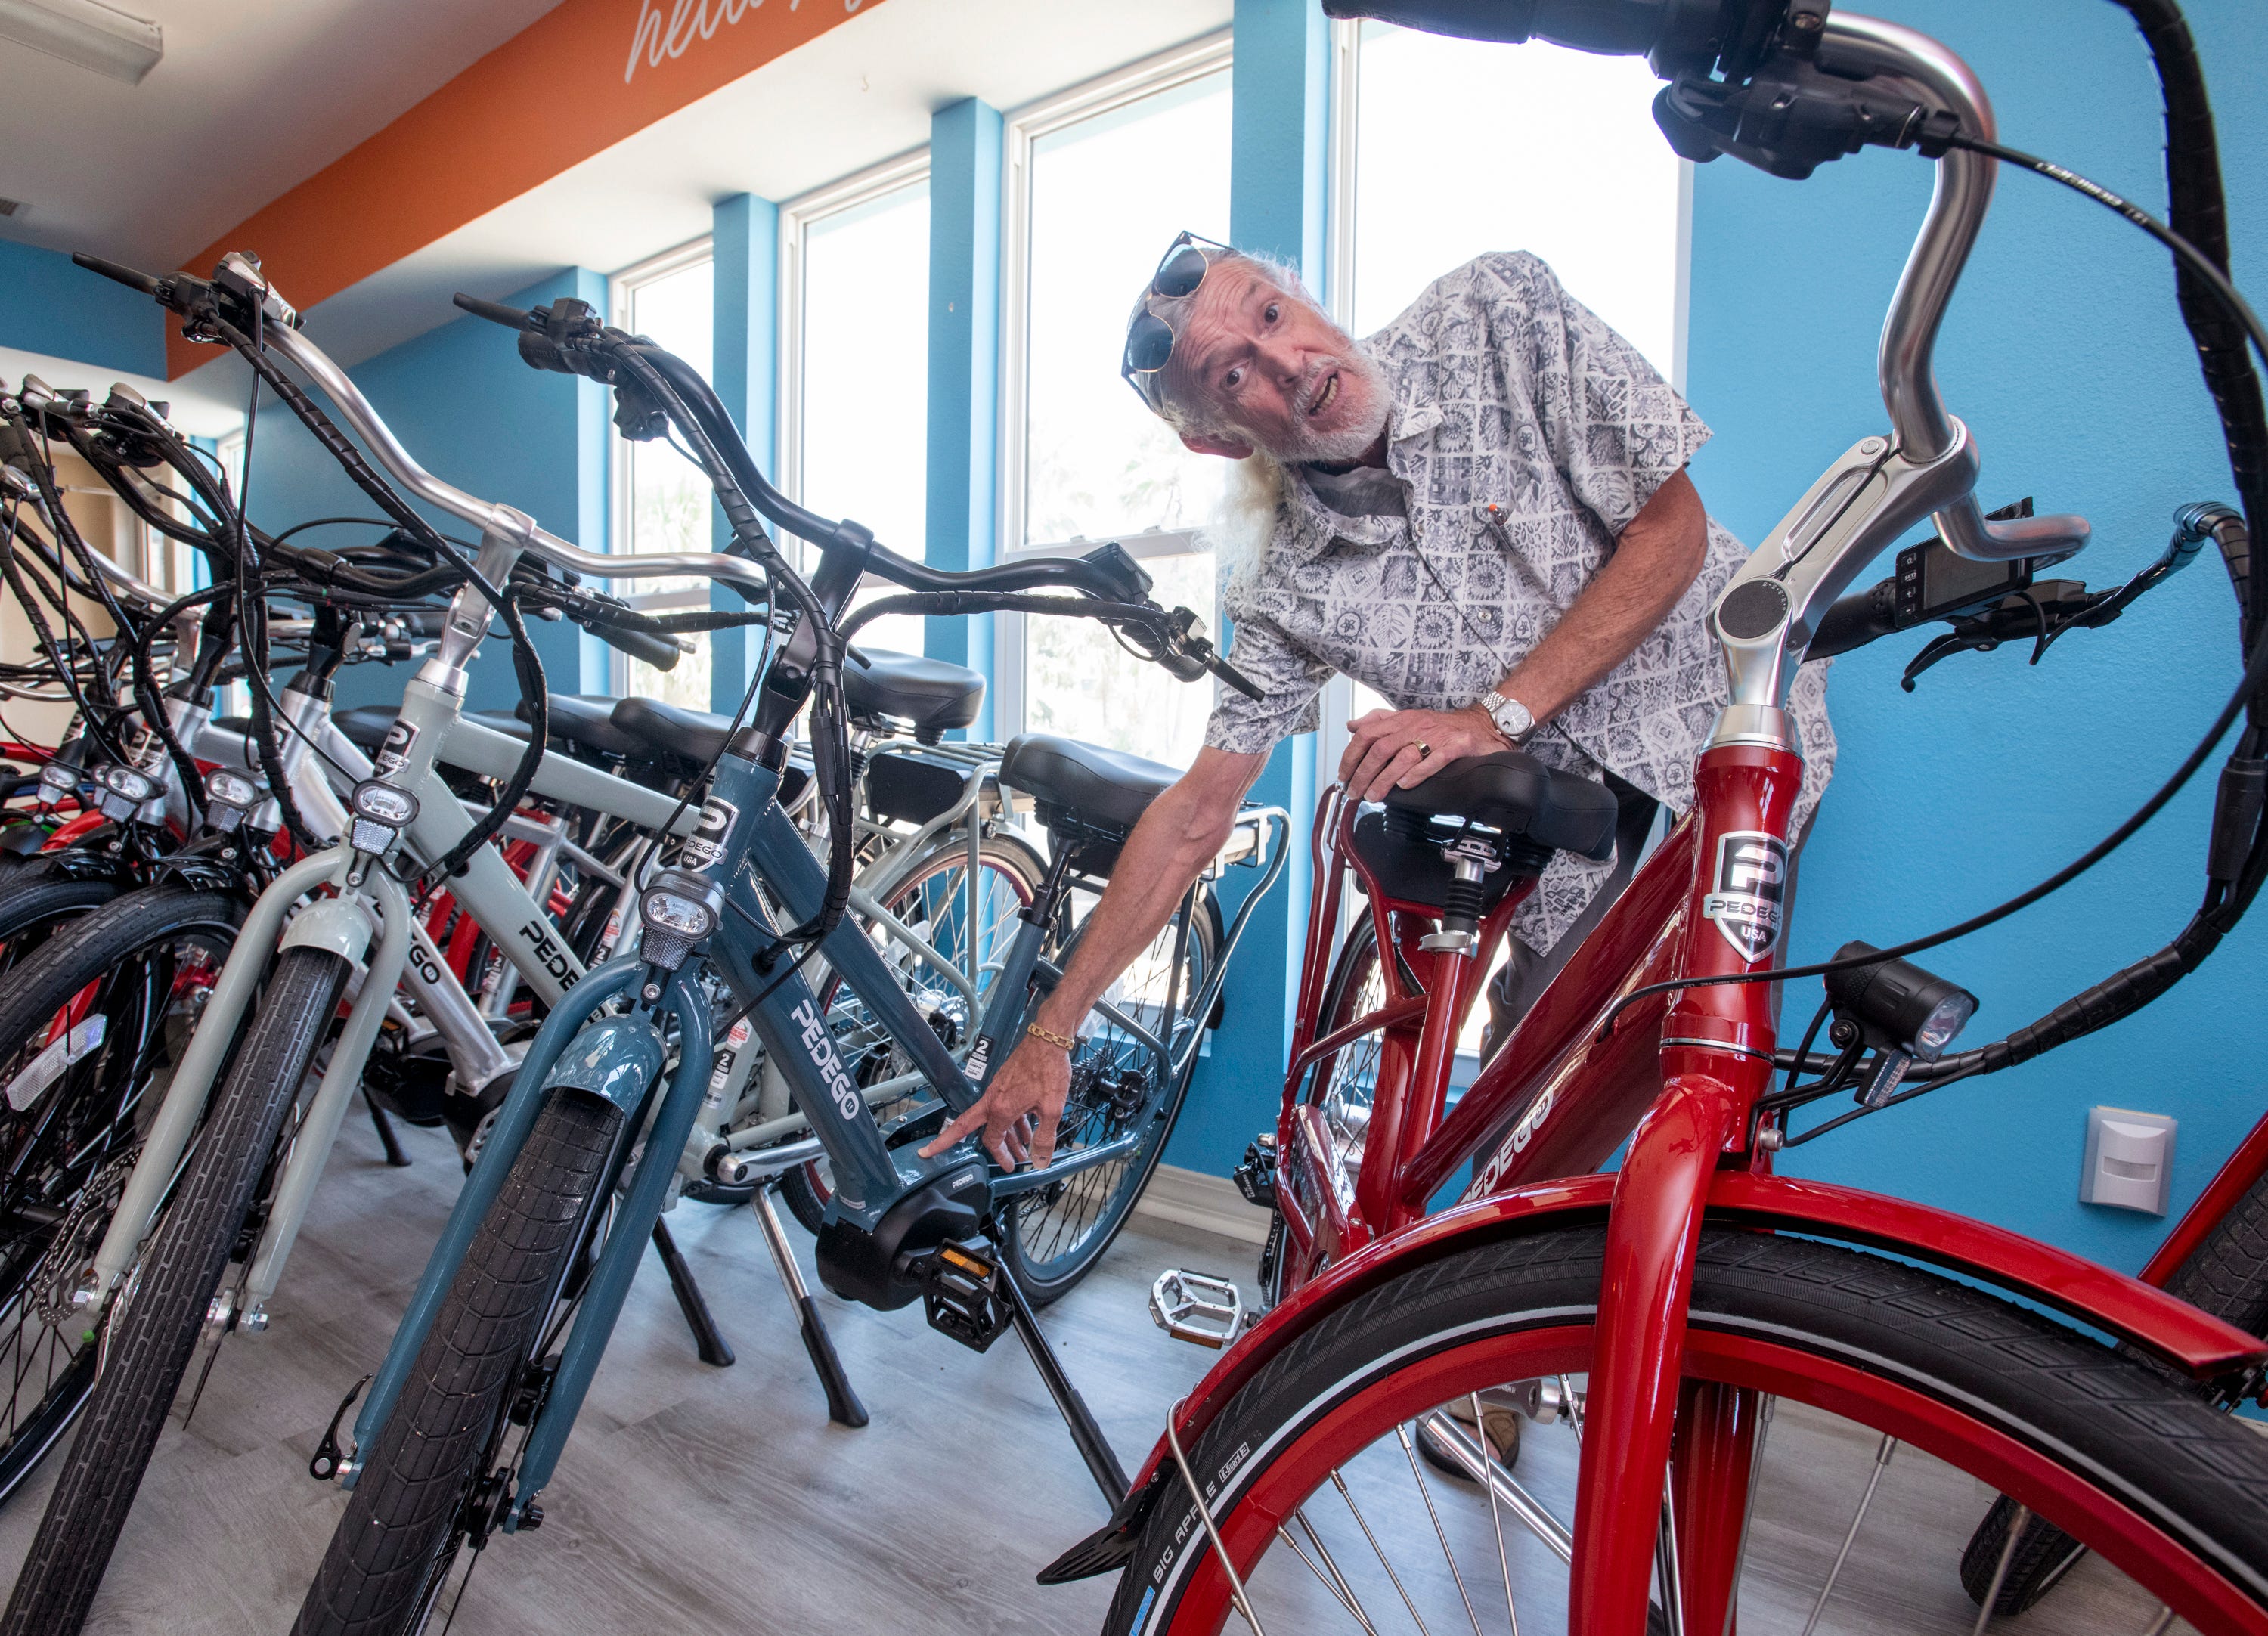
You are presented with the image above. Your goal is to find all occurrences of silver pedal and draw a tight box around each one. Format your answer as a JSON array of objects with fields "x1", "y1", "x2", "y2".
[{"x1": 1149, "y1": 1268, "x2": 1244, "y2": 1349}]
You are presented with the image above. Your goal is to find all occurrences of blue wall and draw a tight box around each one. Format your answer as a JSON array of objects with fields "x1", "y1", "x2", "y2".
[
  {"x1": 0, "y1": 238, "x2": 166, "y2": 378},
  {"x1": 243, "y1": 268, "x2": 609, "y2": 711},
  {"x1": 1685, "y1": 0, "x2": 2267, "y2": 1272}
]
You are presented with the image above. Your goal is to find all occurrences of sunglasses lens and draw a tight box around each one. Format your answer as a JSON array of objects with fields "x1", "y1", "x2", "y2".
[
  {"x1": 1152, "y1": 244, "x2": 1209, "y2": 300},
  {"x1": 1124, "y1": 313, "x2": 1176, "y2": 374}
]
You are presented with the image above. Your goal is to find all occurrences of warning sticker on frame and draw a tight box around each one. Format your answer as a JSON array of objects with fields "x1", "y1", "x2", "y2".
[{"x1": 1701, "y1": 831, "x2": 1789, "y2": 962}]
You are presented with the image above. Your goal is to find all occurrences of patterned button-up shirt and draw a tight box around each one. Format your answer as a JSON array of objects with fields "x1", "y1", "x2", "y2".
[{"x1": 1204, "y1": 252, "x2": 1834, "y2": 950}]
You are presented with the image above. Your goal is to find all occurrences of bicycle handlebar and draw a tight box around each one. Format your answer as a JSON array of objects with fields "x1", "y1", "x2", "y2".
[{"x1": 452, "y1": 291, "x2": 1157, "y2": 606}]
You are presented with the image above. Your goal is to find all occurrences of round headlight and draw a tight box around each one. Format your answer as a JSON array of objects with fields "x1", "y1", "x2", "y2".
[{"x1": 1912, "y1": 990, "x2": 1977, "y2": 1060}]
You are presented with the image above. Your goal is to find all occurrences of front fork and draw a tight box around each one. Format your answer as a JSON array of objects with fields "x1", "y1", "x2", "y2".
[
  {"x1": 1570, "y1": 738, "x2": 1799, "y2": 1634},
  {"x1": 345, "y1": 954, "x2": 711, "y2": 1513}
]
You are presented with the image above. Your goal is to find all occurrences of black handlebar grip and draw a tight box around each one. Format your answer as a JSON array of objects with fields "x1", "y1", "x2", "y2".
[
  {"x1": 1807, "y1": 581, "x2": 1900, "y2": 659},
  {"x1": 73, "y1": 253, "x2": 162, "y2": 296},
  {"x1": 596, "y1": 621, "x2": 681, "y2": 673},
  {"x1": 453, "y1": 292, "x2": 531, "y2": 330}
]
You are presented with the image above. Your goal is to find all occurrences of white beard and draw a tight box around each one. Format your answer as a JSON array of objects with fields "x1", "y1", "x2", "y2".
[{"x1": 1251, "y1": 344, "x2": 1393, "y2": 466}]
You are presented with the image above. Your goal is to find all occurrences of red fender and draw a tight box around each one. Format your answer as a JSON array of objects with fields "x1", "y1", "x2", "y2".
[{"x1": 1040, "y1": 1167, "x2": 2268, "y2": 1584}]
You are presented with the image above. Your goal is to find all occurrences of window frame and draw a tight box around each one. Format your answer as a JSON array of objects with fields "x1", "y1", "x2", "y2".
[
  {"x1": 1311, "y1": 19, "x2": 1694, "y2": 779},
  {"x1": 992, "y1": 29, "x2": 1234, "y2": 745},
  {"x1": 608, "y1": 234, "x2": 716, "y2": 628},
  {"x1": 775, "y1": 147, "x2": 932, "y2": 565}
]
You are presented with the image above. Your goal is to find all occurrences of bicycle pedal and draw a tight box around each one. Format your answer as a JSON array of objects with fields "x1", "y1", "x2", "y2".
[
  {"x1": 916, "y1": 1242, "x2": 1015, "y2": 1353},
  {"x1": 1149, "y1": 1268, "x2": 1244, "y2": 1349}
]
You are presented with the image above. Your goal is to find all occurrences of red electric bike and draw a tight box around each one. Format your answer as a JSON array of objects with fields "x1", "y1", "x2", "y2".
[{"x1": 1043, "y1": 5, "x2": 2268, "y2": 1633}]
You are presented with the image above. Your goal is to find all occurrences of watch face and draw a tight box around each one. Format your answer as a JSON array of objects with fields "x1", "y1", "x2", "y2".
[{"x1": 1490, "y1": 695, "x2": 1535, "y2": 739}]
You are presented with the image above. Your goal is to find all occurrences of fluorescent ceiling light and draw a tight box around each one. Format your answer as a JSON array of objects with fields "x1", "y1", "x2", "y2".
[{"x1": 0, "y1": 0, "x2": 163, "y2": 85}]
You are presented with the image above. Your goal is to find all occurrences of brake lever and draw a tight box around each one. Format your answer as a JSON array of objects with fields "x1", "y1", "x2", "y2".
[{"x1": 1148, "y1": 606, "x2": 1266, "y2": 701}]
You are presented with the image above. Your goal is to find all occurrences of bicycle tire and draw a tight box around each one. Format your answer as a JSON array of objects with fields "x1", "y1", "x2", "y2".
[
  {"x1": 1002, "y1": 891, "x2": 1222, "y2": 1306},
  {"x1": 0, "y1": 885, "x2": 243, "y2": 1509},
  {"x1": 1104, "y1": 1223, "x2": 2268, "y2": 1634},
  {"x1": 1959, "y1": 1157, "x2": 2268, "y2": 1615},
  {"x1": 775, "y1": 832, "x2": 1047, "y2": 1229},
  {"x1": 292, "y1": 1088, "x2": 624, "y2": 1636},
  {"x1": 1, "y1": 944, "x2": 349, "y2": 1636},
  {"x1": 0, "y1": 864, "x2": 123, "y2": 971}
]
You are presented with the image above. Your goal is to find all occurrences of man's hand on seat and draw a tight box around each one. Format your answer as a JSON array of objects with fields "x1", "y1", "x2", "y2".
[
  {"x1": 919, "y1": 1035, "x2": 1071, "y2": 1171},
  {"x1": 1341, "y1": 704, "x2": 1509, "y2": 801}
]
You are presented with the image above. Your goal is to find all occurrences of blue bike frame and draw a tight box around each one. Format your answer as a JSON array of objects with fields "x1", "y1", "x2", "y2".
[{"x1": 348, "y1": 748, "x2": 1049, "y2": 1517}]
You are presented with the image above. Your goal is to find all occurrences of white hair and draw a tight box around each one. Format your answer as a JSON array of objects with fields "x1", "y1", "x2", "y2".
[{"x1": 1204, "y1": 448, "x2": 1289, "y2": 603}]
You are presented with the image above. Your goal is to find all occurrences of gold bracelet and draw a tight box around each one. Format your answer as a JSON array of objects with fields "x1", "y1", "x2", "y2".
[{"x1": 1026, "y1": 1021, "x2": 1079, "y2": 1052}]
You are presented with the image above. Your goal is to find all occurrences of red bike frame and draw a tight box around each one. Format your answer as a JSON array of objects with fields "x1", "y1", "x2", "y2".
[
  {"x1": 1081, "y1": 12, "x2": 2268, "y2": 1622},
  {"x1": 1107, "y1": 731, "x2": 2267, "y2": 1631}
]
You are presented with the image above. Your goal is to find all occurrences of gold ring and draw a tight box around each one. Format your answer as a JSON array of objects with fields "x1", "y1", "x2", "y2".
[{"x1": 1416, "y1": 742, "x2": 1431, "y2": 758}]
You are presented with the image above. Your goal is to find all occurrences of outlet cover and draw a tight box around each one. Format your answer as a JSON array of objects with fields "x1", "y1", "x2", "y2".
[{"x1": 2081, "y1": 1106, "x2": 2176, "y2": 1216}]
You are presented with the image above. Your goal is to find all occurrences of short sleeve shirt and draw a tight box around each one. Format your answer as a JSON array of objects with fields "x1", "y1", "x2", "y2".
[{"x1": 1202, "y1": 251, "x2": 1835, "y2": 834}]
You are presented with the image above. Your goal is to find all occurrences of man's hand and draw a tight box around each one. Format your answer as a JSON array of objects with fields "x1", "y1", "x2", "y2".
[
  {"x1": 918, "y1": 1036, "x2": 1070, "y2": 1170},
  {"x1": 1340, "y1": 703, "x2": 1508, "y2": 801}
]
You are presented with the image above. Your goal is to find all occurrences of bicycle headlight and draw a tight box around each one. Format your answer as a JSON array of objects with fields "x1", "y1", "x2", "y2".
[
  {"x1": 35, "y1": 761, "x2": 75, "y2": 798},
  {"x1": 98, "y1": 765, "x2": 154, "y2": 804},
  {"x1": 350, "y1": 780, "x2": 419, "y2": 828},
  {"x1": 1825, "y1": 941, "x2": 1977, "y2": 1062},
  {"x1": 92, "y1": 763, "x2": 160, "y2": 822},
  {"x1": 348, "y1": 780, "x2": 420, "y2": 857},
  {"x1": 203, "y1": 768, "x2": 261, "y2": 811},
  {"x1": 640, "y1": 872, "x2": 723, "y2": 942}
]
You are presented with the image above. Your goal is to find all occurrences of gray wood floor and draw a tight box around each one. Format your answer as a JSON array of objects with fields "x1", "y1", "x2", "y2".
[{"x1": 0, "y1": 1108, "x2": 2199, "y2": 1634}]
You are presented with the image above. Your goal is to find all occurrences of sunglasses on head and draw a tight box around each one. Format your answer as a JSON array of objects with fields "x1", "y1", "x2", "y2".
[{"x1": 1122, "y1": 230, "x2": 1234, "y2": 404}]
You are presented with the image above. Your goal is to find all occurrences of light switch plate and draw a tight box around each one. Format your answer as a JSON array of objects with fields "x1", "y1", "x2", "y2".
[{"x1": 2081, "y1": 1106, "x2": 2176, "y2": 1216}]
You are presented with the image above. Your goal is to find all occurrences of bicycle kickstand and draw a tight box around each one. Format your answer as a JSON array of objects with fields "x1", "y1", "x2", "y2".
[
  {"x1": 650, "y1": 1216, "x2": 736, "y2": 1368},
  {"x1": 1000, "y1": 1263, "x2": 1131, "y2": 1505},
  {"x1": 751, "y1": 1183, "x2": 869, "y2": 1427},
  {"x1": 364, "y1": 1090, "x2": 411, "y2": 1167}
]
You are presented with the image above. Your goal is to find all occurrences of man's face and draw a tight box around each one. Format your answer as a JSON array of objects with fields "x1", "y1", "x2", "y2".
[{"x1": 1164, "y1": 267, "x2": 1390, "y2": 464}]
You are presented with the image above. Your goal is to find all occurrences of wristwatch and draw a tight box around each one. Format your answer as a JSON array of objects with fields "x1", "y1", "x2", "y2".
[{"x1": 1477, "y1": 686, "x2": 1536, "y2": 747}]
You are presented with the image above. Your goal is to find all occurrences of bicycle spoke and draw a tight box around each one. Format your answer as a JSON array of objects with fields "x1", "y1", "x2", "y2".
[
  {"x1": 1468, "y1": 1395, "x2": 1520, "y2": 1636},
  {"x1": 1395, "y1": 1421, "x2": 1483, "y2": 1636},
  {"x1": 1799, "y1": 1432, "x2": 1896, "y2": 1636},
  {"x1": 1418, "y1": 1412, "x2": 1571, "y2": 1564},
  {"x1": 1297, "y1": 1505, "x2": 1377, "y2": 1627},
  {"x1": 1968, "y1": 1501, "x2": 2028, "y2": 1636},
  {"x1": 1332, "y1": 1466, "x2": 1433, "y2": 1636},
  {"x1": 1275, "y1": 1519, "x2": 1383, "y2": 1634}
]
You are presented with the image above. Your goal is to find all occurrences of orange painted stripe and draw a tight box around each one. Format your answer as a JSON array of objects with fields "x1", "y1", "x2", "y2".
[{"x1": 167, "y1": 0, "x2": 888, "y2": 376}]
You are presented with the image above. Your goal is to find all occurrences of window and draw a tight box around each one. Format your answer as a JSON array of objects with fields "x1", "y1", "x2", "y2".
[
  {"x1": 610, "y1": 240, "x2": 714, "y2": 710},
  {"x1": 1318, "y1": 17, "x2": 1690, "y2": 775},
  {"x1": 781, "y1": 152, "x2": 930, "y2": 659},
  {"x1": 1339, "y1": 21, "x2": 1686, "y2": 373},
  {"x1": 999, "y1": 36, "x2": 1233, "y2": 770},
  {"x1": 1326, "y1": 21, "x2": 1688, "y2": 1058}
]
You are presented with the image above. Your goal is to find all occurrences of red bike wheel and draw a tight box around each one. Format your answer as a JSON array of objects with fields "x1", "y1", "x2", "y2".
[{"x1": 1106, "y1": 1223, "x2": 2268, "y2": 1634}]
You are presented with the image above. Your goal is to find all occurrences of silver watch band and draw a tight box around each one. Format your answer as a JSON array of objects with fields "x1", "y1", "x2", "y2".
[{"x1": 1482, "y1": 688, "x2": 1535, "y2": 745}]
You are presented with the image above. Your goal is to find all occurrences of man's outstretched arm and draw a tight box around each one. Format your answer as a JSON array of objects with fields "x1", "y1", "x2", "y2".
[{"x1": 919, "y1": 745, "x2": 1269, "y2": 1170}]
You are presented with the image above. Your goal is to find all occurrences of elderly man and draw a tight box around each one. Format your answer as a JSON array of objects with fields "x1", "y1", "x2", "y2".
[{"x1": 925, "y1": 232, "x2": 1832, "y2": 1172}]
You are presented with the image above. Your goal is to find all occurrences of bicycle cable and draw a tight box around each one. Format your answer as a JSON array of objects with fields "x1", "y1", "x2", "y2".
[{"x1": 1595, "y1": 133, "x2": 2268, "y2": 1044}]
